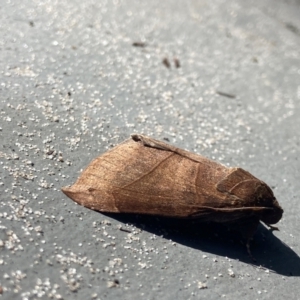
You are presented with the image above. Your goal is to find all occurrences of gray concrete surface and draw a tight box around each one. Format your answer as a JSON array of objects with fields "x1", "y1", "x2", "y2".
[{"x1": 1, "y1": 0, "x2": 300, "y2": 299}]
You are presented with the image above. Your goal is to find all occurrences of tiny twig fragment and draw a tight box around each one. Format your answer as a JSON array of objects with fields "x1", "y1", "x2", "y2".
[{"x1": 216, "y1": 90, "x2": 236, "y2": 99}]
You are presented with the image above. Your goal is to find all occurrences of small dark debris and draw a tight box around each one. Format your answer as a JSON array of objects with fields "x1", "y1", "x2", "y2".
[
  {"x1": 216, "y1": 91, "x2": 236, "y2": 99},
  {"x1": 119, "y1": 227, "x2": 131, "y2": 233},
  {"x1": 285, "y1": 22, "x2": 300, "y2": 35},
  {"x1": 174, "y1": 57, "x2": 180, "y2": 68},
  {"x1": 162, "y1": 57, "x2": 171, "y2": 68},
  {"x1": 132, "y1": 42, "x2": 146, "y2": 47},
  {"x1": 107, "y1": 279, "x2": 120, "y2": 288}
]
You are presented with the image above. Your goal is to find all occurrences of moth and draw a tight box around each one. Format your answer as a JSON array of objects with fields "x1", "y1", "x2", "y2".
[{"x1": 62, "y1": 134, "x2": 283, "y2": 259}]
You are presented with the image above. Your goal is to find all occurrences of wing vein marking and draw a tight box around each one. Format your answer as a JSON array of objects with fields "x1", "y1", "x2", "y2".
[{"x1": 121, "y1": 152, "x2": 175, "y2": 189}]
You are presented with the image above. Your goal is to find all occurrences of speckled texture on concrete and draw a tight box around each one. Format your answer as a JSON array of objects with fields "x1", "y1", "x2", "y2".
[{"x1": 1, "y1": 0, "x2": 300, "y2": 299}]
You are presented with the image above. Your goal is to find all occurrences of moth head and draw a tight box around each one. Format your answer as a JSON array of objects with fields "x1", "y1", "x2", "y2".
[
  {"x1": 255, "y1": 183, "x2": 283, "y2": 225},
  {"x1": 231, "y1": 180, "x2": 283, "y2": 224},
  {"x1": 218, "y1": 170, "x2": 284, "y2": 225}
]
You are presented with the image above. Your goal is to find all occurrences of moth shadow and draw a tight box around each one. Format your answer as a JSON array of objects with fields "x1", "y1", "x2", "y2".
[{"x1": 104, "y1": 213, "x2": 300, "y2": 276}]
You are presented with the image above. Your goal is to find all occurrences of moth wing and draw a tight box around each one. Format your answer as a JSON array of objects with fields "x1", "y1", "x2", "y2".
[
  {"x1": 62, "y1": 137, "x2": 209, "y2": 215},
  {"x1": 216, "y1": 167, "x2": 258, "y2": 193},
  {"x1": 62, "y1": 135, "x2": 271, "y2": 221}
]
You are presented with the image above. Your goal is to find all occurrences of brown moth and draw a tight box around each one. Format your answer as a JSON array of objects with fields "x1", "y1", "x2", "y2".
[{"x1": 62, "y1": 134, "x2": 283, "y2": 259}]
